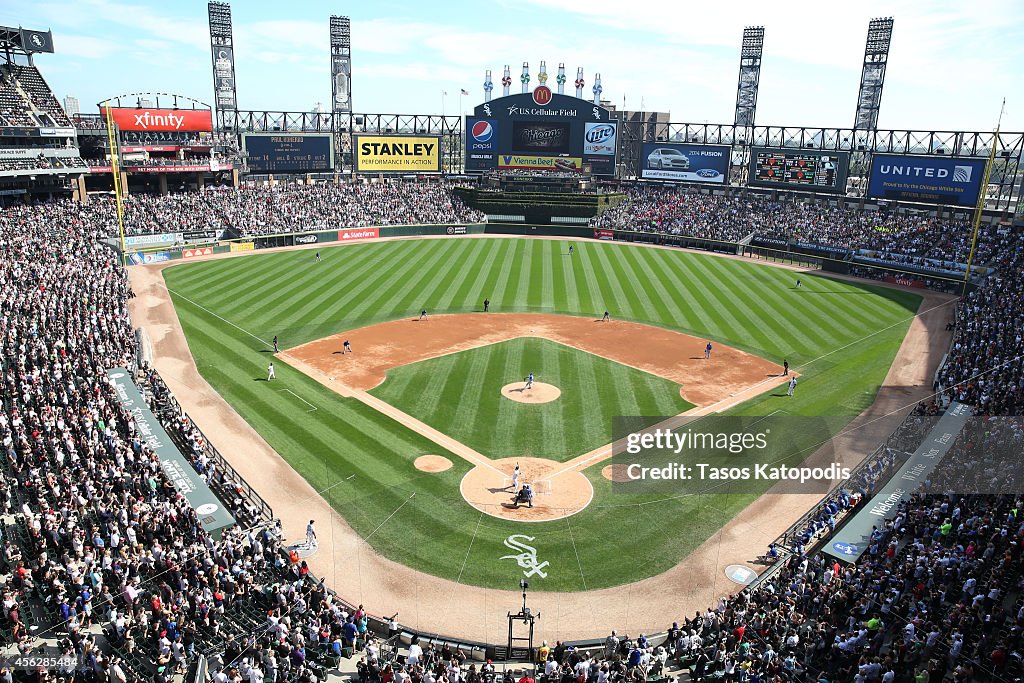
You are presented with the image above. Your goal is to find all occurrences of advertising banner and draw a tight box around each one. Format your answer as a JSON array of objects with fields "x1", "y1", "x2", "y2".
[
  {"x1": 466, "y1": 118, "x2": 498, "y2": 154},
  {"x1": 183, "y1": 229, "x2": 220, "y2": 243},
  {"x1": 242, "y1": 134, "x2": 333, "y2": 174},
  {"x1": 354, "y1": 135, "x2": 441, "y2": 173},
  {"x1": 229, "y1": 241, "x2": 255, "y2": 252},
  {"x1": 124, "y1": 233, "x2": 180, "y2": 248},
  {"x1": 594, "y1": 229, "x2": 614, "y2": 240},
  {"x1": 182, "y1": 246, "x2": 214, "y2": 259},
  {"x1": 640, "y1": 143, "x2": 730, "y2": 183},
  {"x1": 583, "y1": 122, "x2": 617, "y2": 156},
  {"x1": 749, "y1": 148, "x2": 850, "y2": 193},
  {"x1": 824, "y1": 403, "x2": 971, "y2": 563},
  {"x1": 293, "y1": 233, "x2": 319, "y2": 245},
  {"x1": 213, "y1": 46, "x2": 237, "y2": 111},
  {"x1": 89, "y1": 164, "x2": 232, "y2": 174},
  {"x1": 106, "y1": 368, "x2": 235, "y2": 538},
  {"x1": 332, "y1": 55, "x2": 352, "y2": 114},
  {"x1": 445, "y1": 225, "x2": 468, "y2": 235},
  {"x1": 868, "y1": 154, "x2": 987, "y2": 207},
  {"x1": 498, "y1": 155, "x2": 582, "y2": 171},
  {"x1": 126, "y1": 251, "x2": 171, "y2": 265},
  {"x1": 102, "y1": 108, "x2": 213, "y2": 132},
  {"x1": 338, "y1": 227, "x2": 379, "y2": 241}
]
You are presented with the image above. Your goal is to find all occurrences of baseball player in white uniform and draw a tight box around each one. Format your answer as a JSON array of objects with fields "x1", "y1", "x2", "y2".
[
  {"x1": 267, "y1": 363, "x2": 276, "y2": 381},
  {"x1": 511, "y1": 463, "x2": 521, "y2": 492}
]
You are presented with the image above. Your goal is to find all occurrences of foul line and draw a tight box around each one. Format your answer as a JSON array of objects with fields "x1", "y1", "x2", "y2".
[
  {"x1": 167, "y1": 287, "x2": 271, "y2": 347},
  {"x1": 279, "y1": 388, "x2": 317, "y2": 412},
  {"x1": 455, "y1": 512, "x2": 485, "y2": 585},
  {"x1": 364, "y1": 491, "x2": 416, "y2": 541},
  {"x1": 565, "y1": 513, "x2": 588, "y2": 591}
]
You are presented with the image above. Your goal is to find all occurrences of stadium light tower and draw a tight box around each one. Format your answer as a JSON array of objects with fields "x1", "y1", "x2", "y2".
[
  {"x1": 208, "y1": 1, "x2": 238, "y2": 132},
  {"x1": 330, "y1": 16, "x2": 352, "y2": 114},
  {"x1": 733, "y1": 27, "x2": 764, "y2": 128},
  {"x1": 853, "y1": 17, "x2": 894, "y2": 132}
]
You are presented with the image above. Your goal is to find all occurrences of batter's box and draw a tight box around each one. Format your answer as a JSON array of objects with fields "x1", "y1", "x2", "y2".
[{"x1": 502, "y1": 478, "x2": 553, "y2": 495}]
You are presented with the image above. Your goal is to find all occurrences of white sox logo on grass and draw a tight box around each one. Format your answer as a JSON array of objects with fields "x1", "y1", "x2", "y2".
[{"x1": 500, "y1": 534, "x2": 549, "y2": 578}]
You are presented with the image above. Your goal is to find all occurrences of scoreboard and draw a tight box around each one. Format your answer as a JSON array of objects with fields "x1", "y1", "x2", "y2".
[
  {"x1": 242, "y1": 133, "x2": 334, "y2": 173},
  {"x1": 749, "y1": 147, "x2": 849, "y2": 193}
]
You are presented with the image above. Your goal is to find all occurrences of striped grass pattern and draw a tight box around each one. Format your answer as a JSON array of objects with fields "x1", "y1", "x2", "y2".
[{"x1": 163, "y1": 238, "x2": 920, "y2": 590}]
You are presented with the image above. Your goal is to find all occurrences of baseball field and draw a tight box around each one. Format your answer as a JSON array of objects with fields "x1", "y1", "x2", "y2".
[{"x1": 161, "y1": 236, "x2": 921, "y2": 592}]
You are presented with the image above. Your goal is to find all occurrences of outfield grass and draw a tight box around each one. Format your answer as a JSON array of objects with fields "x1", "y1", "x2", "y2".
[
  {"x1": 371, "y1": 337, "x2": 694, "y2": 461},
  {"x1": 163, "y1": 237, "x2": 921, "y2": 590}
]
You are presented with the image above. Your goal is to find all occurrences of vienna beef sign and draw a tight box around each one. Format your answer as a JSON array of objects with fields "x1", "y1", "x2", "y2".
[
  {"x1": 102, "y1": 107, "x2": 213, "y2": 132},
  {"x1": 354, "y1": 135, "x2": 442, "y2": 173}
]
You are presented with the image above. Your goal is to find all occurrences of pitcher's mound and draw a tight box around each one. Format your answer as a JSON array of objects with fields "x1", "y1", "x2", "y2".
[
  {"x1": 415, "y1": 455, "x2": 453, "y2": 473},
  {"x1": 460, "y1": 457, "x2": 593, "y2": 522},
  {"x1": 501, "y1": 382, "x2": 561, "y2": 404}
]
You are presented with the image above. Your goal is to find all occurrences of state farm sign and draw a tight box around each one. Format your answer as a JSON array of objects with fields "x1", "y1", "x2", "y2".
[
  {"x1": 338, "y1": 228, "x2": 379, "y2": 241},
  {"x1": 102, "y1": 108, "x2": 213, "y2": 132}
]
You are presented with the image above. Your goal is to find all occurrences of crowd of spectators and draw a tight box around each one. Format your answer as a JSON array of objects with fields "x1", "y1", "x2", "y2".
[
  {"x1": 936, "y1": 223, "x2": 1024, "y2": 415},
  {"x1": 2, "y1": 184, "x2": 1023, "y2": 682},
  {"x1": 593, "y1": 186, "x2": 992, "y2": 264},
  {"x1": 72, "y1": 181, "x2": 483, "y2": 236},
  {"x1": 0, "y1": 202, "x2": 396, "y2": 682}
]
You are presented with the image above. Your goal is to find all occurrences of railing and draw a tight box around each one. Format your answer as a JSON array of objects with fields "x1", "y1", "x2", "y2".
[{"x1": 142, "y1": 368, "x2": 275, "y2": 527}]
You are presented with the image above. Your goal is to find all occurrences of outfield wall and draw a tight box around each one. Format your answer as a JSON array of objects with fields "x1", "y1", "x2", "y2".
[{"x1": 119, "y1": 220, "x2": 978, "y2": 293}]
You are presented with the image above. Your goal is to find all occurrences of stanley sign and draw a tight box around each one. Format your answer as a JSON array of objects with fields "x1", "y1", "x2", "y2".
[{"x1": 354, "y1": 135, "x2": 442, "y2": 173}]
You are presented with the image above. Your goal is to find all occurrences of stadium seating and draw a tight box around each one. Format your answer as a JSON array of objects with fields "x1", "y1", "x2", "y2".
[{"x1": 2, "y1": 189, "x2": 1023, "y2": 682}]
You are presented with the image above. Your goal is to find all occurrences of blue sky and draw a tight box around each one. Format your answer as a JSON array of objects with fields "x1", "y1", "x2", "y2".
[{"x1": 5, "y1": 0, "x2": 1022, "y2": 131}]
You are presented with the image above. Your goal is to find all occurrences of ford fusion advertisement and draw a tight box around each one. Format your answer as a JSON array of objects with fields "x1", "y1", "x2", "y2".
[
  {"x1": 868, "y1": 154, "x2": 987, "y2": 207},
  {"x1": 640, "y1": 143, "x2": 730, "y2": 183}
]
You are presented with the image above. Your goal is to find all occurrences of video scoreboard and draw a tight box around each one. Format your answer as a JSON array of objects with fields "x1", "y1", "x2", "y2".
[
  {"x1": 242, "y1": 133, "x2": 334, "y2": 173},
  {"x1": 749, "y1": 147, "x2": 849, "y2": 193}
]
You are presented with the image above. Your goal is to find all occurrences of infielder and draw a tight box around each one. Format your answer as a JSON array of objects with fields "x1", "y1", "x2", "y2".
[
  {"x1": 267, "y1": 363, "x2": 276, "y2": 381},
  {"x1": 343, "y1": 339, "x2": 352, "y2": 354},
  {"x1": 704, "y1": 342, "x2": 713, "y2": 359},
  {"x1": 525, "y1": 372, "x2": 534, "y2": 390},
  {"x1": 602, "y1": 310, "x2": 610, "y2": 321},
  {"x1": 419, "y1": 308, "x2": 428, "y2": 320},
  {"x1": 511, "y1": 463, "x2": 521, "y2": 492},
  {"x1": 787, "y1": 377, "x2": 798, "y2": 396}
]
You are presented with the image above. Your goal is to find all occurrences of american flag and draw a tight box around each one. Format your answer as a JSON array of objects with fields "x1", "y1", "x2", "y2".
[{"x1": 460, "y1": 89, "x2": 469, "y2": 96}]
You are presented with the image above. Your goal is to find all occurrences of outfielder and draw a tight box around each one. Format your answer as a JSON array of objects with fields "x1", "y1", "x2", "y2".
[{"x1": 267, "y1": 363, "x2": 276, "y2": 381}]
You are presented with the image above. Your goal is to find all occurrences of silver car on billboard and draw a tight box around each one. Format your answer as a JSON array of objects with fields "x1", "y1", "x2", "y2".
[{"x1": 647, "y1": 148, "x2": 690, "y2": 170}]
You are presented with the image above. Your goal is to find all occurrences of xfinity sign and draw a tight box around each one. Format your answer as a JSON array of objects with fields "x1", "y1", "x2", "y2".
[{"x1": 869, "y1": 154, "x2": 986, "y2": 207}]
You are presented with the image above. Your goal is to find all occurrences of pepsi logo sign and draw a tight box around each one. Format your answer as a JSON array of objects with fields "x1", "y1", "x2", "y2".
[
  {"x1": 471, "y1": 120, "x2": 493, "y2": 143},
  {"x1": 585, "y1": 124, "x2": 614, "y2": 144},
  {"x1": 532, "y1": 85, "x2": 552, "y2": 106}
]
